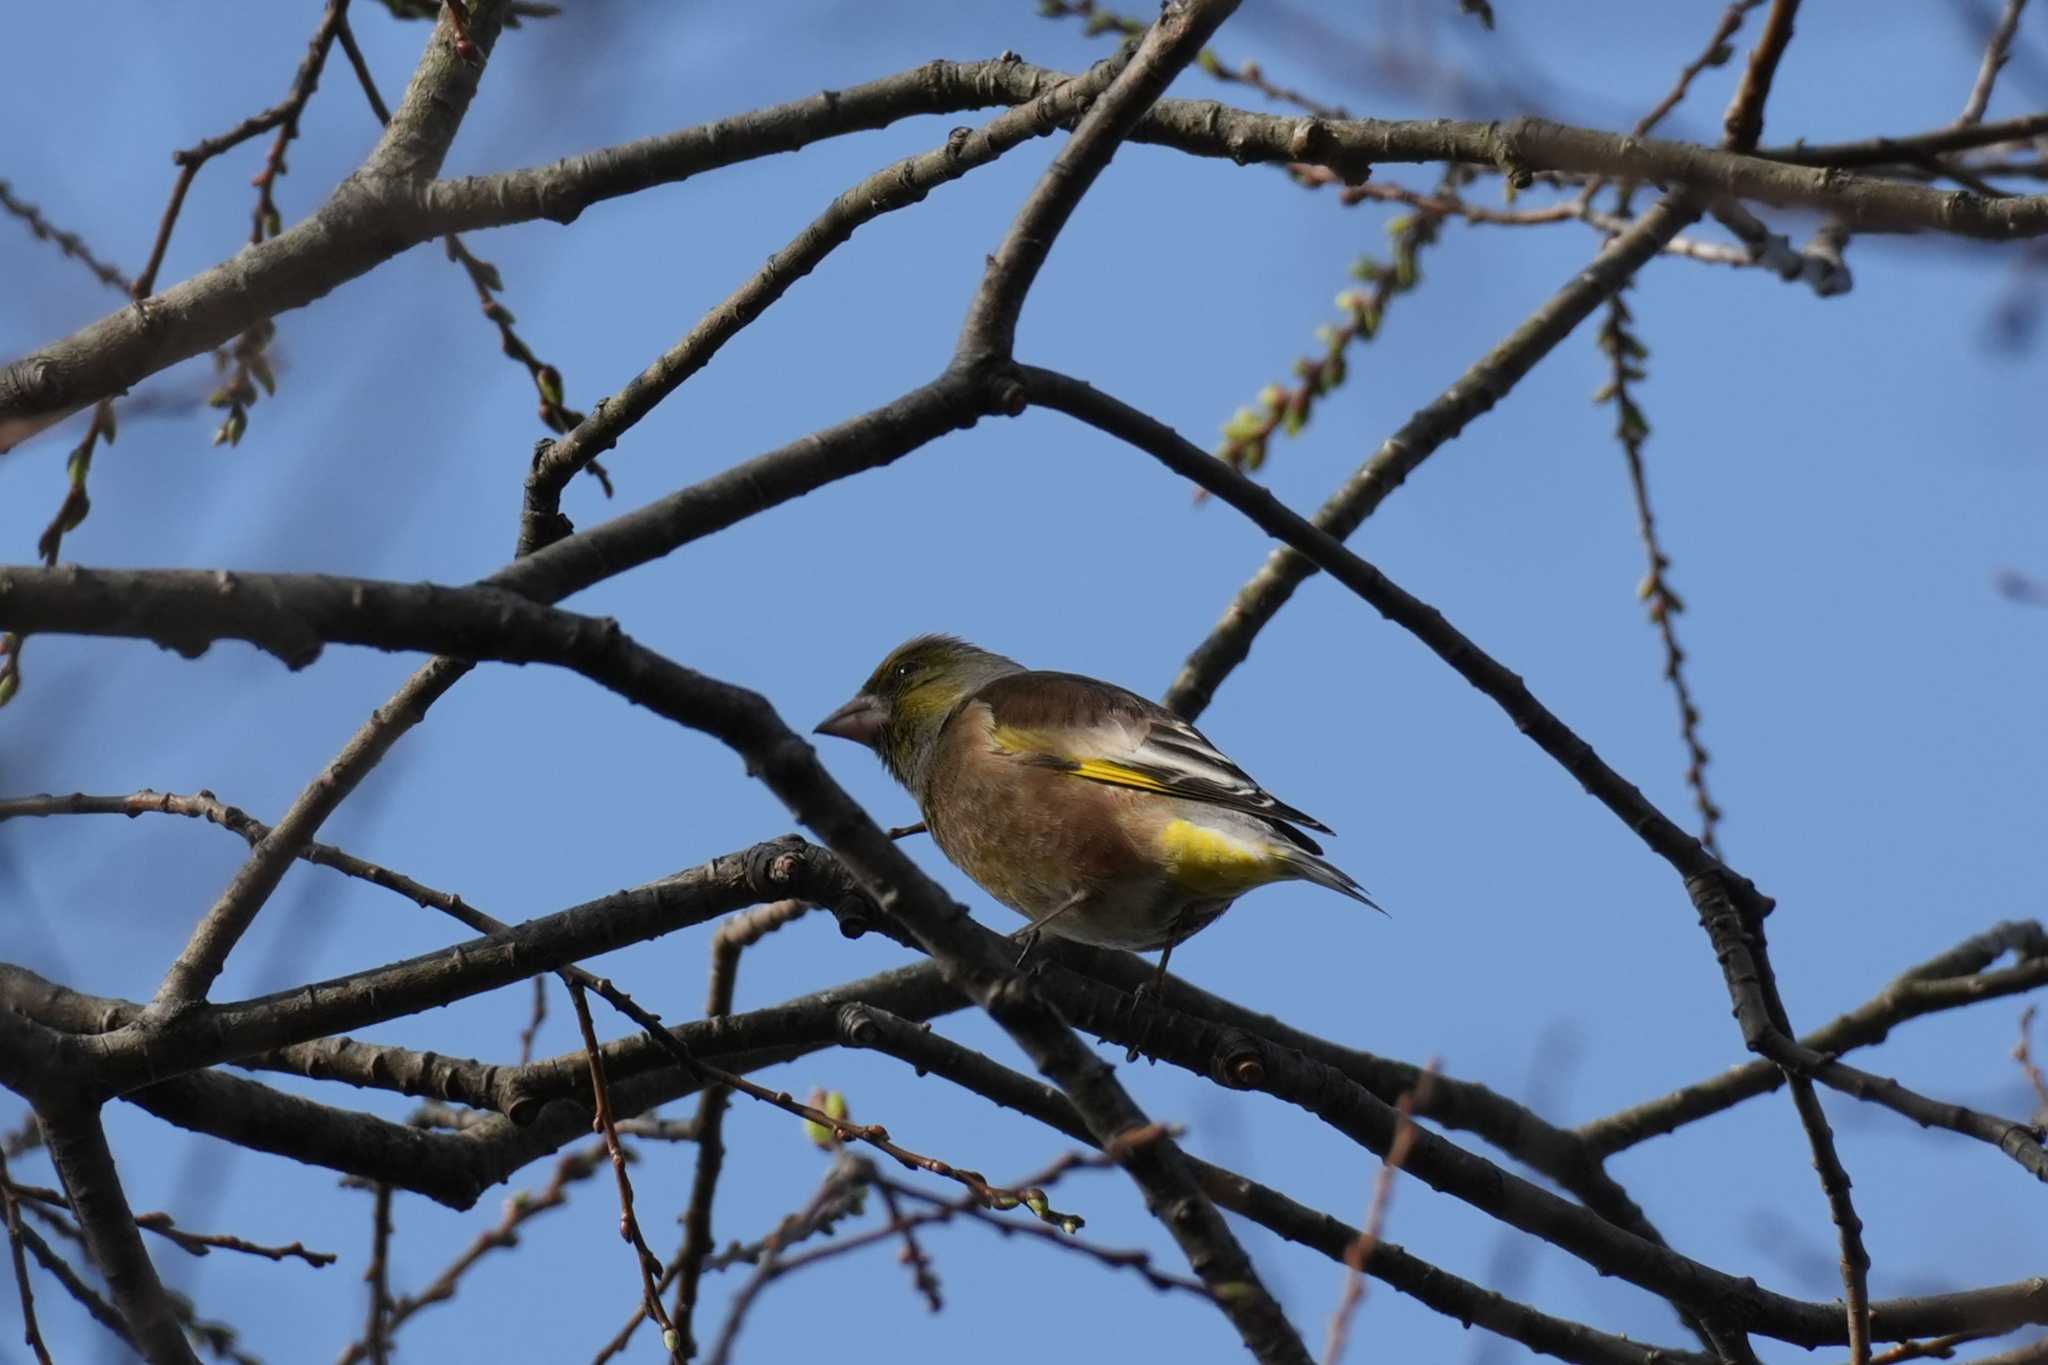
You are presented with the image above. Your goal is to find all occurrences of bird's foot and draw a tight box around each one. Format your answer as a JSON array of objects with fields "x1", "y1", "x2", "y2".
[
  {"x1": 1123, "y1": 970, "x2": 1171, "y2": 1065},
  {"x1": 1010, "y1": 926, "x2": 1041, "y2": 971}
]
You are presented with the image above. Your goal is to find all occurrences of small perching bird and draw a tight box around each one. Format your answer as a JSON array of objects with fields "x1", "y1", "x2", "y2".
[{"x1": 815, "y1": 636, "x2": 1379, "y2": 990}]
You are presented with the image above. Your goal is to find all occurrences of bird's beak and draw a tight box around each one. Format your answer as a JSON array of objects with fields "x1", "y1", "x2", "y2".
[{"x1": 814, "y1": 693, "x2": 886, "y2": 747}]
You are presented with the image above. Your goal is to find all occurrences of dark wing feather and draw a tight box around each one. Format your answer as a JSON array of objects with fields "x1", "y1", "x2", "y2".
[{"x1": 971, "y1": 671, "x2": 1335, "y2": 841}]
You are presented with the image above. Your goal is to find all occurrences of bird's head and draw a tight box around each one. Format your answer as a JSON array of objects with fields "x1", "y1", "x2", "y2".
[{"x1": 815, "y1": 635, "x2": 1019, "y2": 789}]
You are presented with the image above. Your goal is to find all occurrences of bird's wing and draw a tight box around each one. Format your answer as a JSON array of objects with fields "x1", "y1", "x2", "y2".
[{"x1": 971, "y1": 671, "x2": 1334, "y2": 838}]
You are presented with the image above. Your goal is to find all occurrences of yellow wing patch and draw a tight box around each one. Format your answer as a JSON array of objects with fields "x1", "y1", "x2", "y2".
[
  {"x1": 1158, "y1": 819, "x2": 1283, "y2": 898},
  {"x1": 987, "y1": 725, "x2": 1168, "y2": 790},
  {"x1": 987, "y1": 725, "x2": 1178, "y2": 797},
  {"x1": 1068, "y1": 758, "x2": 1172, "y2": 792}
]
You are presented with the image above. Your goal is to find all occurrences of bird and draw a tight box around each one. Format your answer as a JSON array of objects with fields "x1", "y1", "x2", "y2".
[{"x1": 814, "y1": 635, "x2": 1379, "y2": 994}]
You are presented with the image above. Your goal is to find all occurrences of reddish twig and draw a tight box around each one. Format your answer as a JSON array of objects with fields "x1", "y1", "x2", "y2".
[
  {"x1": 1323, "y1": 1060, "x2": 1440, "y2": 1365},
  {"x1": 568, "y1": 981, "x2": 683, "y2": 1362},
  {"x1": 1575, "y1": 0, "x2": 1761, "y2": 210},
  {"x1": 2016, "y1": 1006, "x2": 2048, "y2": 1121},
  {"x1": 516, "y1": 977, "x2": 548, "y2": 1066},
  {"x1": 0, "y1": 1150, "x2": 54, "y2": 1365},
  {"x1": 665, "y1": 901, "x2": 808, "y2": 1359},
  {"x1": 1642, "y1": 2, "x2": 1761, "y2": 138},
  {"x1": 0, "y1": 180, "x2": 134, "y2": 295},
  {"x1": 334, "y1": 1145, "x2": 607, "y2": 1365},
  {"x1": 877, "y1": 1174, "x2": 1209, "y2": 1299},
  {"x1": 144, "y1": 1, "x2": 352, "y2": 448},
  {"x1": 363, "y1": 1183, "x2": 393, "y2": 1364},
  {"x1": 1037, "y1": 0, "x2": 1348, "y2": 118},
  {"x1": 7, "y1": 1180, "x2": 335, "y2": 1267},
  {"x1": 8, "y1": 1211, "x2": 131, "y2": 1351},
  {"x1": 874, "y1": 1180, "x2": 944, "y2": 1313},
  {"x1": 33, "y1": 399, "x2": 113, "y2": 567}
]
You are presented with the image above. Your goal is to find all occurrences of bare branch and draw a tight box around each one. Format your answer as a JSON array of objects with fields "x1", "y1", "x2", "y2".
[
  {"x1": 958, "y1": 0, "x2": 1244, "y2": 361},
  {"x1": 38, "y1": 1102, "x2": 198, "y2": 1363},
  {"x1": 0, "y1": 1148, "x2": 54, "y2": 1365},
  {"x1": 1323, "y1": 1061, "x2": 1439, "y2": 1365},
  {"x1": 0, "y1": 180, "x2": 133, "y2": 295},
  {"x1": 1581, "y1": 920, "x2": 2048, "y2": 1153},
  {"x1": 1721, "y1": 0, "x2": 1802, "y2": 151},
  {"x1": 1959, "y1": 0, "x2": 2032, "y2": 126},
  {"x1": 1164, "y1": 193, "x2": 1703, "y2": 720},
  {"x1": 13, "y1": 65, "x2": 2048, "y2": 430}
]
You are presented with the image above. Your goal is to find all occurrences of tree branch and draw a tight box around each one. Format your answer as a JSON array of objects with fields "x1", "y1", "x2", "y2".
[
  {"x1": 1579, "y1": 920, "x2": 2048, "y2": 1154},
  {"x1": 517, "y1": 49, "x2": 1136, "y2": 554},
  {"x1": 956, "y1": 0, "x2": 1242, "y2": 362},
  {"x1": 1163, "y1": 192, "x2": 1703, "y2": 720},
  {"x1": 11, "y1": 63, "x2": 2048, "y2": 429},
  {"x1": 38, "y1": 1102, "x2": 198, "y2": 1363}
]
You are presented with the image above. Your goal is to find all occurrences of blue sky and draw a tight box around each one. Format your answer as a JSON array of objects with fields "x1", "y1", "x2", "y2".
[{"x1": 3, "y1": 3, "x2": 2044, "y2": 1361}]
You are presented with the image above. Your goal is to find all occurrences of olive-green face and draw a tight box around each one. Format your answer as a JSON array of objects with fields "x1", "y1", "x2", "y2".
[
  {"x1": 815, "y1": 635, "x2": 985, "y2": 753},
  {"x1": 861, "y1": 635, "x2": 976, "y2": 706}
]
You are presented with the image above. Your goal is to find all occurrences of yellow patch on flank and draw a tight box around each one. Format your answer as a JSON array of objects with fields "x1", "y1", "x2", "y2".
[{"x1": 1158, "y1": 819, "x2": 1278, "y2": 897}]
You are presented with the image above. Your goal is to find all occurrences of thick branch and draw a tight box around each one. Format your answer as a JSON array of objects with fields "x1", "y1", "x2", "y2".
[
  {"x1": 1016, "y1": 370, "x2": 1739, "y2": 900},
  {"x1": 10, "y1": 63, "x2": 2048, "y2": 426},
  {"x1": 5, "y1": 837, "x2": 869, "y2": 1094},
  {"x1": 38, "y1": 1103, "x2": 197, "y2": 1364},
  {"x1": 836, "y1": 1003, "x2": 1709, "y2": 1365}
]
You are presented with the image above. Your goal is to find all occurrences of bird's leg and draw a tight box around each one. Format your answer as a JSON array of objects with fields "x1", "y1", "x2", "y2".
[
  {"x1": 1124, "y1": 943, "x2": 1176, "y2": 1064},
  {"x1": 1133, "y1": 943, "x2": 1174, "y2": 1006},
  {"x1": 1011, "y1": 892, "x2": 1088, "y2": 970}
]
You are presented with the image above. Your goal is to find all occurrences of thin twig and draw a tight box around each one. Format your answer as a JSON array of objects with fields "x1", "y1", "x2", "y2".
[
  {"x1": 873, "y1": 1181, "x2": 944, "y2": 1313},
  {"x1": 1643, "y1": 2, "x2": 1763, "y2": 138},
  {"x1": 666, "y1": 901, "x2": 807, "y2": 1358},
  {"x1": 1215, "y1": 188, "x2": 1443, "y2": 476},
  {"x1": 516, "y1": 977, "x2": 548, "y2": 1066},
  {"x1": 701, "y1": 1157, "x2": 864, "y2": 1365},
  {"x1": 567, "y1": 982, "x2": 683, "y2": 1362},
  {"x1": 1596, "y1": 295, "x2": 1723, "y2": 855},
  {"x1": 1323, "y1": 1060, "x2": 1440, "y2": 1365},
  {"x1": 0, "y1": 1150, "x2": 54, "y2": 1365},
  {"x1": 363, "y1": 1183, "x2": 393, "y2": 1364},
  {"x1": 1575, "y1": 0, "x2": 1762, "y2": 209},
  {"x1": 333, "y1": 1145, "x2": 607, "y2": 1365},
  {"x1": 6, "y1": 1181, "x2": 336, "y2": 1267},
  {"x1": 2016, "y1": 1006, "x2": 2048, "y2": 1120},
  {"x1": 1037, "y1": 0, "x2": 1348, "y2": 118},
  {"x1": 0, "y1": 180, "x2": 133, "y2": 294},
  {"x1": 1580, "y1": 921, "x2": 2048, "y2": 1152},
  {"x1": 878, "y1": 1173, "x2": 1210, "y2": 1298},
  {"x1": 10, "y1": 1211, "x2": 133, "y2": 1351},
  {"x1": 1164, "y1": 194, "x2": 1704, "y2": 720},
  {"x1": 1959, "y1": 0, "x2": 2032, "y2": 126}
]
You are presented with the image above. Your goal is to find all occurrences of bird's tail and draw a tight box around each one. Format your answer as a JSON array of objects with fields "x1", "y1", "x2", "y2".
[{"x1": 1277, "y1": 847, "x2": 1386, "y2": 914}]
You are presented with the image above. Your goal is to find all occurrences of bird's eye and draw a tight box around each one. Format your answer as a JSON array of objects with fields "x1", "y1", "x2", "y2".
[{"x1": 892, "y1": 663, "x2": 915, "y2": 681}]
